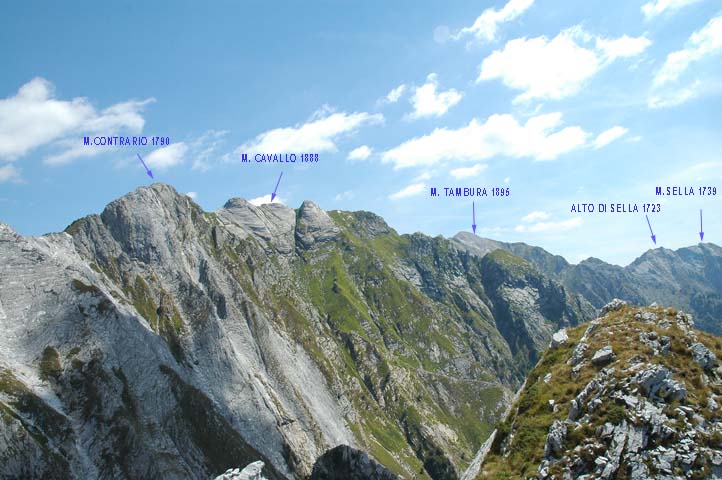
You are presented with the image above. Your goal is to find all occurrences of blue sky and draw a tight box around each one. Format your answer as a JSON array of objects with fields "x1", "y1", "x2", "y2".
[{"x1": 1, "y1": 0, "x2": 721, "y2": 265}]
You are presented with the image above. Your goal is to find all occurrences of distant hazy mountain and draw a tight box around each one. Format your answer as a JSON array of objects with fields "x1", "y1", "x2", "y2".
[
  {"x1": 0, "y1": 184, "x2": 590, "y2": 479},
  {"x1": 453, "y1": 232, "x2": 722, "y2": 336}
]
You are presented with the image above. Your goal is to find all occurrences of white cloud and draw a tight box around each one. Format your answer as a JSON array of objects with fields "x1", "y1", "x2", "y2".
[
  {"x1": 450, "y1": 164, "x2": 488, "y2": 179},
  {"x1": 249, "y1": 194, "x2": 284, "y2": 206},
  {"x1": 384, "y1": 84, "x2": 407, "y2": 103},
  {"x1": 237, "y1": 107, "x2": 383, "y2": 155},
  {"x1": 389, "y1": 183, "x2": 426, "y2": 200},
  {"x1": 521, "y1": 210, "x2": 551, "y2": 223},
  {"x1": 408, "y1": 74, "x2": 463, "y2": 119},
  {"x1": 186, "y1": 191, "x2": 198, "y2": 200},
  {"x1": 515, "y1": 217, "x2": 582, "y2": 233},
  {"x1": 144, "y1": 143, "x2": 188, "y2": 171},
  {"x1": 382, "y1": 112, "x2": 588, "y2": 169},
  {"x1": 648, "y1": 81, "x2": 701, "y2": 108},
  {"x1": 653, "y1": 14, "x2": 722, "y2": 87},
  {"x1": 642, "y1": 0, "x2": 703, "y2": 20},
  {"x1": 596, "y1": 35, "x2": 652, "y2": 62},
  {"x1": 0, "y1": 164, "x2": 21, "y2": 183},
  {"x1": 453, "y1": 0, "x2": 535, "y2": 43},
  {"x1": 44, "y1": 139, "x2": 106, "y2": 166},
  {"x1": 479, "y1": 28, "x2": 650, "y2": 102},
  {"x1": 347, "y1": 145, "x2": 372, "y2": 161},
  {"x1": 593, "y1": 126, "x2": 629, "y2": 149},
  {"x1": 504, "y1": 176, "x2": 511, "y2": 184},
  {"x1": 335, "y1": 190, "x2": 354, "y2": 201},
  {"x1": 0, "y1": 77, "x2": 153, "y2": 162}
]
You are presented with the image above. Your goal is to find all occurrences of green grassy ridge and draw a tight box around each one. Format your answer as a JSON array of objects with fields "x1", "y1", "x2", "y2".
[
  {"x1": 479, "y1": 305, "x2": 722, "y2": 479},
  {"x1": 281, "y1": 214, "x2": 516, "y2": 476}
]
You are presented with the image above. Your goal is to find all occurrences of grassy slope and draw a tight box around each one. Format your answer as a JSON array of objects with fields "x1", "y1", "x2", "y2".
[{"x1": 480, "y1": 305, "x2": 722, "y2": 479}]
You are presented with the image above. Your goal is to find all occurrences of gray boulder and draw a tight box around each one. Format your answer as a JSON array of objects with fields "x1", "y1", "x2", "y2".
[
  {"x1": 601, "y1": 299, "x2": 627, "y2": 315},
  {"x1": 551, "y1": 329, "x2": 569, "y2": 348},
  {"x1": 544, "y1": 420, "x2": 567, "y2": 458},
  {"x1": 215, "y1": 461, "x2": 267, "y2": 480},
  {"x1": 690, "y1": 342, "x2": 717, "y2": 369},
  {"x1": 591, "y1": 346, "x2": 615, "y2": 365}
]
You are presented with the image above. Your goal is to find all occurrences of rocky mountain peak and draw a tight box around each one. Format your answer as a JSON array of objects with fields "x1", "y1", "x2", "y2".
[{"x1": 295, "y1": 200, "x2": 339, "y2": 249}]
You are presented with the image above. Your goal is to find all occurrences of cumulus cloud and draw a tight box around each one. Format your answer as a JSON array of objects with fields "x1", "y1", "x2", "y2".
[
  {"x1": 382, "y1": 112, "x2": 588, "y2": 169},
  {"x1": 347, "y1": 145, "x2": 372, "y2": 161},
  {"x1": 0, "y1": 164, "x2": 21, "y2": 183},
  {"x1": 186, "y1": 191, "x2": 198, "y2": 200},
  {"x1": 478, "y1": 27, "x2": 651, "y2": 102},
  {"x1": 593, "y1": 126, "x2": 629, "y2": 149},
  {"x1": 521, "y1": 210, "x2": 551, "y2": 223},
  {"x1": 249, "y1": 194, "x2": 284, "y2": 206},
  {"x1": 144, "y1": 143, "x2": 188, "y2": 171},
  {"x1": 450, "y1": 164, "x2": 487, "y2": 179},
  {"x1": 407, "y1": 74, "x2": 463, "y2": 119},
  {"x1": 515, "y1": 217, "x2": 582, "y2": 233},
  {"x1": 383, "y1": 84, "x2": 407, "y2": 104},
  {"x1": 453, "y1": 0, "x2": 535, "y2": 43},
  {"x1": 653, "y1": 14, "x2": 722, "y2": 87},
  {"x1": 237, "y1": 107, "x2": 383, "y2": 155},
  {"x1": 595, "y1": 35, "x2": 652, "y2": 62},
  {"x1": 642, "y1": 0, "x2": 703, "y2": 20},
  {"x1": 389, "y1": 183, "x2": 426, "y2": 200},
  {"x1": 0, "y1": 77, "x2": 153, "y2": 162}
]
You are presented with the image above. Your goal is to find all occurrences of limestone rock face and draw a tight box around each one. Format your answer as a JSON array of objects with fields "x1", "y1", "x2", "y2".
[
  {"x1": 295, "y1": 201, "x2": 340, "y2": 250},
  {"x1": 0, "y1": 183, "x2": 593, "y2": 479}
]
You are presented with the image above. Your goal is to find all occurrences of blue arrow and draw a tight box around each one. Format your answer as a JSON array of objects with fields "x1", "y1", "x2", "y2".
[
  {"x1": 700, "y1": 209, "x2": 704, "y2": 241},
  {"x1": 472, "y1": 201, "x2": 477, "y2": 234},
  {"x1": 271, "y1": 171, "x2": 283, "y2": 202},
  {"x1": 645, "y1": 214, "x2": 656, "y2": 245},
  {"x1": 136, "y1": 153, "x2": 153, "y2": 179}
]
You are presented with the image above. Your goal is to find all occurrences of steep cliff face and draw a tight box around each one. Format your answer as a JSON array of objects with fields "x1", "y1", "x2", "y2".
[
  {"x1": 479, "y1": 301, "x2": 722, "y2": 479},
  {"x1": 453, "y1": 232, "x2": 722, "y2": 336},
  {"x1": 0, "y1": 183, "x2": 591, "y2": 479}
]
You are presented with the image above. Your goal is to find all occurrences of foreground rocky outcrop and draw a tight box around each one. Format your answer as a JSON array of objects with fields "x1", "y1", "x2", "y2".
[
  {"x1": 0, "y1": 183, "x2": 590, "y2": 479},
  {"x1": 479, "y1": 300, "x2": 722, "y2": 479},
  {"x1": 309, "y1": 445, "x2": 398, "y2": 480}
]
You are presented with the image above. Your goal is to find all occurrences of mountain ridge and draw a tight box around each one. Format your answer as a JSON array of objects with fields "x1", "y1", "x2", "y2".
[
  {"x1": 0, "y1": 182, "x2": 720, "y2": 479},
  {"x1": 1, "y1": 183, "x2": 588, "y2": 479},
  {"x1": 453, "y1": 232, "x2": 722, "y2": 336}
]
